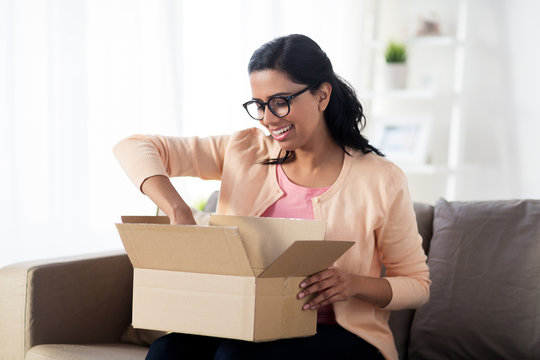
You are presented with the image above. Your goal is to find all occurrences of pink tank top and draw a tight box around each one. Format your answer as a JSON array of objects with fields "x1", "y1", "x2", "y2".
[{"x1": 261, "y1": 165, "x2": 337, "y2": 325}]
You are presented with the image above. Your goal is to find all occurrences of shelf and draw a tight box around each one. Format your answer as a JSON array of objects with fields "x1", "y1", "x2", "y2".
[
  {"x1": 359, "y1": 87, "x2": 436, "y2": 100},
  {"x1": 397, "y1": 164, "x2": 453, "y2": 175},
  {"x1": 364, "y1": 0, "x2": 469, "y2": 202},
  {"x1": 371, "y1": 36, "x2": 464, "y2": 49},
  {"x1": 407, "y1": 36, "x2": 464, "y2": 47}
]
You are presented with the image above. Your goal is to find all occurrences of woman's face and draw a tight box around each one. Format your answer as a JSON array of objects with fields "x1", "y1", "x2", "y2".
[{"x1": 248, "y1": 70, "x2": 331, "y2": 152}]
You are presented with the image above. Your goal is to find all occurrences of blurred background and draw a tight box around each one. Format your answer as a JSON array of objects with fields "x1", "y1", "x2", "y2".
[{"x1": 1, "y1": 0, "x2": 539, "y2": 267}]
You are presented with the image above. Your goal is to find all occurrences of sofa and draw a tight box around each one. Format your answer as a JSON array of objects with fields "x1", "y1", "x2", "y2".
[{"x1": 1, "y1": 198, "x2": 539, "y2": 360}]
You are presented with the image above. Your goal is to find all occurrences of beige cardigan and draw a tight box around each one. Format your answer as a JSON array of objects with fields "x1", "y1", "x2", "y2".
[{"x1": 113, "y1": 127, "x2": 430, "y2": 360}]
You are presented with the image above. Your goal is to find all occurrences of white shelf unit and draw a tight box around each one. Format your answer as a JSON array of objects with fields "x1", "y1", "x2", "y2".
[{"x1": 359, "y1": 0, "x2": 468, "y2": 204}]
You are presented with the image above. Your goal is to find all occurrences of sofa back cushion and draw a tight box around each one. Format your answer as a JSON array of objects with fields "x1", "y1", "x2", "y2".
[
  {"x1": 413, "y1": 202, "x2": 434, "y2": 254},
  {"x1": 408, "y1": 199, "x2": 540, "y2": 360}
]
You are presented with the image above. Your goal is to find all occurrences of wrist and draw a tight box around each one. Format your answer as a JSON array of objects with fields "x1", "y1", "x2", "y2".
[
  {"x1": 349, "y1": 273, "x2": 365, "y2": 298},
  {"x1": 167, "y1": 202, "x2": 196, "y2": 225},
  {"x1": 351, "y1": 275, "x2": 392, "y2": 308}
]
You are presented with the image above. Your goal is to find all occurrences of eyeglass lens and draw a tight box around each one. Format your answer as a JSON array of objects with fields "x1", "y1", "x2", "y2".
[{"x1": 246, "y1": 97, "x2": 290, "y2": 120}]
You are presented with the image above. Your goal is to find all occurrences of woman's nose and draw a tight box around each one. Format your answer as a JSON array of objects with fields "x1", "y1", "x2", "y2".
[{"x1": 261, "y1": 107, "x2": 280, "y2": 126}]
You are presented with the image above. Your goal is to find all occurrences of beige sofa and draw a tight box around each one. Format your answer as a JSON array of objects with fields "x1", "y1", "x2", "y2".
[
  {"x1": 1, "y1": 199, "x2": 539, "y2": 360},
  {"x1": 0, "y1": 251, "x2": 149, "y2": 360}
]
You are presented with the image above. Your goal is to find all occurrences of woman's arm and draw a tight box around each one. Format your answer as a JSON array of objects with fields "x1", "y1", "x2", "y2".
[
  {"x1": 374, "y1": 164, "x2": 430, "y2": 310},
  {"x1": 141, "y1": 175, "x2": 196, "y2": 225},
  {"x1": 113, "y1": 134, "x2": 230, "y2": 191},
  {"x1": 298, "y1": 163, "x2": 429, "y2": 311},
  {"x1": 113, "y1": 134, "x2": 231, "y2": 223}
]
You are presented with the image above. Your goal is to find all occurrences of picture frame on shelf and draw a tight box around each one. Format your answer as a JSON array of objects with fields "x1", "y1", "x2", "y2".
[{"x1": 369, "y1": 114, "x2": 432, "y2": 165}]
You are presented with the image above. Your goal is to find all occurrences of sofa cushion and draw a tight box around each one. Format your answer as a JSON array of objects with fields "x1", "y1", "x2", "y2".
[
  {"x1": 26, "y1": 343, "x2": 148, "y2": 360},
  {"x1": 0, "y1": 252, "x2": 134, "y2": 360},
  {"x1": 413, "y1": 202, "x2": 434, "y2": 254},
  {"x1": 408, "y1": 199, "x2": 540, "y2": 360}
]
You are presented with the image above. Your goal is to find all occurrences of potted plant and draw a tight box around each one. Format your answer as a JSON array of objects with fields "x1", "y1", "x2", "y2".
[{"x1": 384, "y1": 41, "x2": 407, "y2": 89}]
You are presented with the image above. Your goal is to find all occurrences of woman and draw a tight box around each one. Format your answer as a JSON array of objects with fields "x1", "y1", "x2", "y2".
[{"x1": 114, "y1": 34, "x2": 430, "y2": 360}]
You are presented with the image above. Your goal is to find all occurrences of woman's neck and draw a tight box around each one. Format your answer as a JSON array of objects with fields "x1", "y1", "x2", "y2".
[{"x1": 282, "y1": 140, "x2": 344, "y2": 188}]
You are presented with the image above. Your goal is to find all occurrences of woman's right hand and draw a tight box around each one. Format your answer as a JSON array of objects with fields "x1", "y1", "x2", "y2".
[
  {"x1": 168, "y1": 203, "x2": 197, "y2": 225},
  {"x1": 141, "y1": 175, "x2": 197, "y2": 225}
]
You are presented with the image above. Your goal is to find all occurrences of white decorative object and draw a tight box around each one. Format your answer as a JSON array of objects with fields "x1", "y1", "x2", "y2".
[
  {"x1": 384, "y1": 41, "x2": 408, "y2": 89},
  {"x1": 385, "y1": 63, "x2": 407, "y2": 89}
]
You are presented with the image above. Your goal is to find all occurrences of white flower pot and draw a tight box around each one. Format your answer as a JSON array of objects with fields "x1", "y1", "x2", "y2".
[{"x1": 385, "y1": 63, "x2": 407, "y2": 89}]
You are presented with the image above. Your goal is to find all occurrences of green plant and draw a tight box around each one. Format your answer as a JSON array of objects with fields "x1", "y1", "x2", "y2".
[
  {"x1": 193, "y1": 198, "x2": 208, "y2": 212},
  {"x1": 385, "y1": 41, "x2": 407, "y2": 63}
]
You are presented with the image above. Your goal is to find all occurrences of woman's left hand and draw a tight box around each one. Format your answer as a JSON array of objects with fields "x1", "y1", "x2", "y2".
[{"x1": 297, "y1": 267, "x2": 357, "y2": 310}]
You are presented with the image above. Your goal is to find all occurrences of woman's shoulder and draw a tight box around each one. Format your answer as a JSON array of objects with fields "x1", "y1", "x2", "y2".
[
  {"x1": 230, "y1": 127, "x2": 270, "y2": 141},
  {"x1": 227, "y1": 127, "x2": 278, "y2": 152}
]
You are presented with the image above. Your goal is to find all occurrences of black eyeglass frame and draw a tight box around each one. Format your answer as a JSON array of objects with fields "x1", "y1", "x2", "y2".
[{"x1": 242, "y1": 83, "x2": 318, "y2": 120}]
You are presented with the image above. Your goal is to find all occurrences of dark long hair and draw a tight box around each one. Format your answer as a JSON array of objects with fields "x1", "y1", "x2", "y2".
[{"x1": 248, "y1": 34, "x2": 383, "y2": 164}]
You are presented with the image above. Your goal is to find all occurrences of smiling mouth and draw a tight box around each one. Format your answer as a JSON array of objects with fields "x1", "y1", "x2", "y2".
[{"x1": 272, "y1": 124, "x2": 293, "y2": 137}]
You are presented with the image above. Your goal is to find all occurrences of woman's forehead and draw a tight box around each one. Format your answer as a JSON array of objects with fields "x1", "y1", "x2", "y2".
[{"x1": 249, "y1": 70, "x2": 300, "y2": 98}]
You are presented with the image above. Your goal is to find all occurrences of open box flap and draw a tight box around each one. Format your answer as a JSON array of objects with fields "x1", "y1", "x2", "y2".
[
  {"x1": 209, "y1": 215, "x2": 326, "y2": 276},
  {"x1": 121, "y1": 215, "x2": 170, "y2": 224},
  {"x1": 258, "y1": 240, "x2": 354, "y2": 278},
  {"x1": 115, "y1": 223, "x2": 254, "y2": 276}
]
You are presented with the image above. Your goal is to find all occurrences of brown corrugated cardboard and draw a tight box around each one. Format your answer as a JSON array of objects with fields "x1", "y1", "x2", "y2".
[
  {"x1": 208, "y1": 215, "x2": 328, "y2": 276},
  {"x1": 116, "y1": 215, "x2": 353, "y2": 342}
]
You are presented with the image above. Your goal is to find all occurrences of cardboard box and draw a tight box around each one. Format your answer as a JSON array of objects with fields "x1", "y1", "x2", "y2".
[{"x1": 116, "y1": 215, "x2": 353, "y2": 342}]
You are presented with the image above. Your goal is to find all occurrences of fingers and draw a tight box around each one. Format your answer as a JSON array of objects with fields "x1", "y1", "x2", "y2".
[
  {"x1": 297, "y1": 268, "x2": 349, "y2": 310},
  {"x1": 300, "y1": 280, "x2": 345, "y2": 310},
  {"x1": 299, "y1": 269, "x2": 334, "y2": 291},
  {"x1": 303, "y1": 293, "x2": 343, "y2": 310},
  {"x1": 298, "y1": 276, "x2": 338, "y2": 299}
]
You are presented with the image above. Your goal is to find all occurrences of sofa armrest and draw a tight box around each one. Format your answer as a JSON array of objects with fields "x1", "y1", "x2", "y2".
[{"x1": 0, "y1": 251, "x2": 133, "y2": 359}]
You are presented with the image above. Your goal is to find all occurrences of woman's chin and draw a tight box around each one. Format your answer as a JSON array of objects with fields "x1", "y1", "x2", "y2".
[{"x1": 277, "y1": 142, "x2": 297, "y2": 152}]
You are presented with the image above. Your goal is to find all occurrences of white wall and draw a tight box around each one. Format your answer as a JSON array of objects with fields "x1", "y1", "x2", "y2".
[
  {"x1": 363, "y1": 0, "x2": 539, "y2": 202},
  {"x1": 1, "y1": 0, "x2": 538, "y2": 268},
  {"x1": 456, "y1": 0, "x2": 540, "y2": 200},
  {"x1": 504, "y1": 0, "x2": 540, "y2": 198}
]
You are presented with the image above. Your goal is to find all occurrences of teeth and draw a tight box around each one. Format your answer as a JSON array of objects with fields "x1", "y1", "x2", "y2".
[{"x1": 273, "y1": 125, "x2": 292, "y2": 136}]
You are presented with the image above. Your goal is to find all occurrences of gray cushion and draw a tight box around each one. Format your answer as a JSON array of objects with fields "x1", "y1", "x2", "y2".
[
  {"x1": 413, "y1": 202, "x2": 434, "y2": 254},
  {"x1": 25, "y1": 253, "x2": 134, "y2": 350},
  {"x1": 408, "y1": 199, "x2": 540, "y2": 360},
  {"x1": 204, "y1": 191, "x2": 220, "y2": 213}
]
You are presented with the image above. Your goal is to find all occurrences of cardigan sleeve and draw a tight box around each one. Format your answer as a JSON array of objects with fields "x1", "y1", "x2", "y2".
[
  {"x1": 377, "y1": 164, "x2": 431, "y2": 310},
  {"x1": 113, "y1": 134, "x2": 230, "y2": 191}
]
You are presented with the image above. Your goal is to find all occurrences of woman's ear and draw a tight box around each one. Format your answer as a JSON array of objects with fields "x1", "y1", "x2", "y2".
[{"x1": 317, "y1": 82, "x2": 332, "y2": 111}]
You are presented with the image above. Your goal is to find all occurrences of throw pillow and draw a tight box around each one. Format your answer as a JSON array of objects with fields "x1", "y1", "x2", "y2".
[{"x1": 408, "y1": 199, "x2": 540, "y2": 359}]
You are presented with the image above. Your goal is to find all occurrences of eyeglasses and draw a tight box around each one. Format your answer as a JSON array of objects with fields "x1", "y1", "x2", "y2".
[{"x1": 242, "y1": 84, "x2": 317, "y2": 121}]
